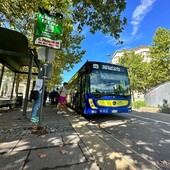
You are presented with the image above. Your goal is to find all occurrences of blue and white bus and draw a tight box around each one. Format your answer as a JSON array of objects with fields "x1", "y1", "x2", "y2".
[{"x1": 67, "y1": 61, "x2": 131, "y2": 114}]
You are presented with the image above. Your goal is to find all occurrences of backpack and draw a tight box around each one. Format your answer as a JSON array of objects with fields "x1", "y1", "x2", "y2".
[{"x1": 30, "y1": 90, "x2": 39, "y2": 100}]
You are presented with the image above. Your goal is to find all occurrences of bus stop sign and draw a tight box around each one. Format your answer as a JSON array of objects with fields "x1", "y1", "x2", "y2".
[{"x1": 34, "y1": 8, "x2": 63, "y2": 50}]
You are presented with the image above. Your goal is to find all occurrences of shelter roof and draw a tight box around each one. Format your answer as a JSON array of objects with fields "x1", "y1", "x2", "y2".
[{"x1": 0, "y1": 27, "x2": 39, "y2": 73}]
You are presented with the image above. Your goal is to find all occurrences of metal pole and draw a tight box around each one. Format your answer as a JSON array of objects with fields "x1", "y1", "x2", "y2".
[
  {"x1": 39, "y1": 77, "x2": 45, "y2": 124},
  {"x1": 22, "y1": 50, "x2": 34, "y2": 117},
  {"x1": 0, "y1": 64, "x2": 5, "y2": 91},
  {"x1": 9, "y1": 72, "x2": 16, "y2": 109},
  {"x1": 39, "y1": 47, "x2": 48, "y2": 125}
]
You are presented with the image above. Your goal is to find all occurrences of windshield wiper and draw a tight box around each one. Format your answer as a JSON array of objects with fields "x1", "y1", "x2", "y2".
[
  {"x1": 92, "y1": 93, "x2": 130, "y2": 98},
  {"x1": 92, "y1": 93, "x2": 107, "y2": 98},
  {"x1": 92, "y1": 93, "x2": 119, "y2": 98},
  {"x1": 106, "y1": 93, "x2": 120, "y2": 96}
]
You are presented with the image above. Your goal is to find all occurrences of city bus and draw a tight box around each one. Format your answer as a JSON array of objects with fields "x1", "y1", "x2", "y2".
[{"x1": 67, "y1": 61, "x2": 131, "y2": 114}]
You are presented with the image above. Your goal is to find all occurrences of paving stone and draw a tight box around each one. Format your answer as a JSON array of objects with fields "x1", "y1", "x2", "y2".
[
  {"x1": 13, "y1": 134, "x2": 63, "y2": 152},
  {"x1": 57, "y1": 161, "x2": 100, "y2": 170},
  {"x1": 62, "y1": 134, "x2": 81, "y2": 144},
  {"x1": 23, "y1": 144, "x2": 86, "y2": 170},
  {"x1": 0, "y1": 150, "x2": 29, "y2": 170},
  {"x1": 0, "y1": 139, "x2": 20, "y2": 154}
]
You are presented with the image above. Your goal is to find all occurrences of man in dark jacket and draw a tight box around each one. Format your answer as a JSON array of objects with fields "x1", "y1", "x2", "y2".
[{"x1": 49, "y1": 89, "x2": 56, "y2": 105}]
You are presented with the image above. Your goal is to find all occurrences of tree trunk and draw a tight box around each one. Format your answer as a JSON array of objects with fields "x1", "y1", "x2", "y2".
[{"x1": 131, "y1": 90, "x2": 135, "y2": 102}]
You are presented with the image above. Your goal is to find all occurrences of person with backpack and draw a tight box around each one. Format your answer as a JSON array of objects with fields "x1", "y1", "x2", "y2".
[
  {"x1": 57, "y1": 82, "x2": 69, "y2": 114},
  {"x1": 54, "y1": 87, "x2": 60, "y2": 106},
  {"x1": 30, "y1": 78, "x2": 43, "y2": 123}
]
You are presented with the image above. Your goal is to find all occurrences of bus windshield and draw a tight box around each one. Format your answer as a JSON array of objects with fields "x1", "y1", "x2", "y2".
[{"x1": 90, "y1": 69, "x2": 130, "y2": 96}]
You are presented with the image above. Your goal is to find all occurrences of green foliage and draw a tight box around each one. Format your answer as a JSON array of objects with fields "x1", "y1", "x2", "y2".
[
  {"x1": 118, "y1": 52, "x2": 149, "y2": 98},
  {"x1": 72, "y1": 0, "x2": 127, "y2": 43},
  {"x1": 132, "y1": 101, "x2": 147, "y2": 109},
  {"x1": 149, "y1": 27, "x2": 170, "y2": 87}
]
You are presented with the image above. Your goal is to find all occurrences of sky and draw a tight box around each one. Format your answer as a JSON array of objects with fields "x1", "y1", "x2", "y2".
[{"x1": 62, "y1": 0, "x2": 170, "y2": 84}]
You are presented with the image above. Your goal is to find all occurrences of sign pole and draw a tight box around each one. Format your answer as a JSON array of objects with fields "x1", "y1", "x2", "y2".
[
  {"x1": 33, "y1": 7, "x2": 63, "y2": 128},
  {"x1": 39, "y1": 47, "x2": 48, "y2": 126}
]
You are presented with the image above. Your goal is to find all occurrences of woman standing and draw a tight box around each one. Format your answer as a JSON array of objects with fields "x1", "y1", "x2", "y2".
[
  {"x1": 57, "y1": 82, "x2": 69, "y2": 114},
  {"x1": 31, "y1": 78, "x2": 43, "y2": 123}
]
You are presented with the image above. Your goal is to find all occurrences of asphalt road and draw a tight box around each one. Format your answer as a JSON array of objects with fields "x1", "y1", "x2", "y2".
[{"x1": 83, "y1": 111, "x2": 170, "y2": 170}]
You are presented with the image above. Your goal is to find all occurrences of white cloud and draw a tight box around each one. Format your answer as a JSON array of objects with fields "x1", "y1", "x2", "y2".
[
  {"x1": 104, "y1": 33, "x2": 143, "y2": 47},
  {"x1": 131, "y1": 0, "x2": 156, "y2": 36}
]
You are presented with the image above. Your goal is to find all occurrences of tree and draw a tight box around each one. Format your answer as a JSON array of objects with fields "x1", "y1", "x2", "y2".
[
  {"x1": 118, "y1": 52, "x2": 149, "y2": 101},
  {"x1": 0, "y1": 0, "x2": 127, "y2": 87},
  {"x1": 0, "y1": 0, "x2": 127, "y2": 40},
  {"x1": 149, "y1": 27, "x2": 170, "y2": 87},
  {"x1": 71, "y1": 0, "x2": 127, "y2": 42}
]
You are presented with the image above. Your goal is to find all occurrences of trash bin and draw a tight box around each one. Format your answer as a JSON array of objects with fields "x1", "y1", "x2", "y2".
[{"x1": 16, "y1": 93, "x2": 23, "y2": 107}]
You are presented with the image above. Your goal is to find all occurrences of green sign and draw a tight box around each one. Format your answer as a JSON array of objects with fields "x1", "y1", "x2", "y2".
[{"x1": 34, "y1": 8, "x2": 63, "y2": 50}]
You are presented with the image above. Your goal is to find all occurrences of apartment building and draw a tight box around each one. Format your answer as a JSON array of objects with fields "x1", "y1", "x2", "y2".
[{"x1": 111, "y1": 46, "x2": 150, "y2": 64}]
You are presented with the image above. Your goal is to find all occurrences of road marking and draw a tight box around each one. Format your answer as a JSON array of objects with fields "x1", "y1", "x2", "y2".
[{"x1": 127, "y1": 113, "x2": 170, "y2": 125}]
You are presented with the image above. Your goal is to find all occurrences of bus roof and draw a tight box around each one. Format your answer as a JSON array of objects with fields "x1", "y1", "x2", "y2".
[
  {"x1": 87, "y1": 61, "x2": 126, "y2": 68},
  {"x1": 68, "y1": 61, "x2": 128, "y2": 84}
]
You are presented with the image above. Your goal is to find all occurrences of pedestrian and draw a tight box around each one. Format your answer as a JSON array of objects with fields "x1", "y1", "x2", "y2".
[
  {"x1": 54, "y1": 87, "x2": 60, "y2": 106},
  {"x1": 30, "y1": 78, "x2": 43, "y2": 123},
  {"x1": 57, "y1": 82, "x2": 69, "y2": 114},
  {"x1": 49, "y1": 89, "x2": 56, "y2": 106}
]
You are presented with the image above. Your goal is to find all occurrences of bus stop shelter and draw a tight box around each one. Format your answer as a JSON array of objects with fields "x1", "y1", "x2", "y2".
[{"x1": 0, "y1": 27, "x2": 40, "y2": 116}]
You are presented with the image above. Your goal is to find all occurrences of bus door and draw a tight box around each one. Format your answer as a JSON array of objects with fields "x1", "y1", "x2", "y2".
[
  {"x1": 76, "y1": 74, "x2": 85, "y2": 111},
  {"x1": 81, "y1": 74, "x2": 86, "y2": 110}
]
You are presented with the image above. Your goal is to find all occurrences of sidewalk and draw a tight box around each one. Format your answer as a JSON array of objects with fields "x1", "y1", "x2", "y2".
[
  {"x1": 132, "y1": 106, "x2": 159, "y2": 113},
  {"x1": 0, "y1": 105, "x2": 100, "y2": 170}
]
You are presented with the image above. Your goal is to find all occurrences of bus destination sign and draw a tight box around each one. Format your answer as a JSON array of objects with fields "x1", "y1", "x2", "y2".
[{"x1": 92, "y1": 63, "x2": 123, "y2": 72}]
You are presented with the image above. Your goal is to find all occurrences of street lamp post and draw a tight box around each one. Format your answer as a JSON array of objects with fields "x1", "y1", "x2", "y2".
[{"x1": 106, "y1": 54, "x2": 112, "y2": 63}]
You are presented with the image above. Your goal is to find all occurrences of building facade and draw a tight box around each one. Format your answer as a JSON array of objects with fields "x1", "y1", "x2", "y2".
[{"x1": 111, "y1": 46, "x2": 150, "y2": 64}]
